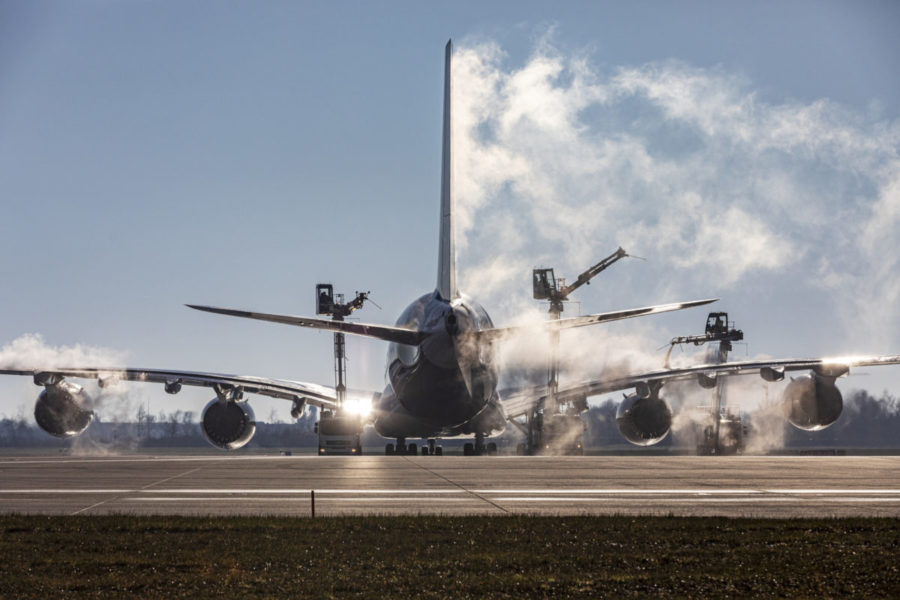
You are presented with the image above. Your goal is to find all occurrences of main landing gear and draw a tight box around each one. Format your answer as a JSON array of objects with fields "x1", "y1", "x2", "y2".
[
  {"x1": 385, "y1": 437, "x2": 416, "y2": 455},
  {"x1": 421, "y1": 438, "x2": 443, "y2": 456},
  {"x1": 385, "y1": 438, "x2": 445, "y2": 456},
  {"x1": 463, "y1": 433, "x2": 498, "y2": 456}
]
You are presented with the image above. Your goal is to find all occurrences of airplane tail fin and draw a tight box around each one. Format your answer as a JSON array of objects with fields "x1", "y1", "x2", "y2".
[{"x1": 437, "y1": 39, "x2": 458, "y2": 301}]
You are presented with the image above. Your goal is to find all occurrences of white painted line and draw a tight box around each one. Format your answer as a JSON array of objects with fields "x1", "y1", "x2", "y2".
[
  {"x1": 0, "y1": 455, "x2": 317, "y2": 465},
  {"x1": 764, "y1": 489, "x2": 900, "y2": 494},
  {"x1": 142, "y1": 489, "x2": 466, "y2": 495},
  {"x1": 127, "y1": 497, "x2": 474, "y2": 503},
  {"x1": 0, "y1": 489, "x2": 133, "y2": 494},
  {"x1": 493, "y1": 497, "x2": 789, "y2": 503},
  {"x1": 124, "y1": 497, "x2": 308, "y2": 502},
  {"x1": 2, "y1": 488, "x2": 900, "y2": 496},
  {"x1": 472, "y1": 489, "x2": 767, "y2": 495},
  {"x1": 494, "y1": 497, "x2": 900, "y2": 503}
]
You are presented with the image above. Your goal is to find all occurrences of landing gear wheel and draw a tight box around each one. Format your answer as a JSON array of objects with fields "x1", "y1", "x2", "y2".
[
  {"x1": 487, "y1": 442, "x2": 498, "y2": 456},
  {"x1": 463, "y1": 442, "x2": 474, "y2": 456},
  {"x1": 407, "y1": 443, "x2": 417, "y2": 456},
  {"x1": 474, "y1": 433, "x2": 486, "y2": 456},
  {"x1": 421, "y1": 446, "x2": 429, "y2": 456},
  {"x1": 385, "y1": 443, "x2": 394, "y2": 455},
  {"x1": 435, "y1": 446, "x2": 443, "y2": 456}
]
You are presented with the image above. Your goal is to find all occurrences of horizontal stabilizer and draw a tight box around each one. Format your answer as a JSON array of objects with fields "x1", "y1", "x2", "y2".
[
  {"x1": 478, "y1": 298, "x2": 718, "y2": 342},
  {"x1": 187, "y1": 305, "x2": 427, "y2": 346}
]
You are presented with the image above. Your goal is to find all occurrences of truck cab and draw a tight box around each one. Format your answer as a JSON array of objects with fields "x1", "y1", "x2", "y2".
[
  {"x1": 316, "y1": 410, "x2": 362, "y2": 455},
  {"x1": 537, "y1": 413, "x2": 586, "y2": 456}
]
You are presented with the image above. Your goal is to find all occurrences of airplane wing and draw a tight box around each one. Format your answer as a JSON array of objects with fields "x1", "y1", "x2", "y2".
[
  {"x1": 0, "y1": 366, "x2": 357, "y2": 412},
  {"x1": 500, "y1": 354, "x2": 900, "y2": 418},
  {"x1": 477, "y1": 298, "x2": 718, "y2": 342},
  {"x1": 186, "y1": 305, "x2": 427, "y2": 346}
]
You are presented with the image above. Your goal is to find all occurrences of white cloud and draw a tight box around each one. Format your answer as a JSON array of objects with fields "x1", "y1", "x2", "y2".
[
  {"x1": 0, "y1": 333, "x2": 126, "y2": 370},
  {"x1": 453, "y1": 38, "x2": 900, "y2": 353}
]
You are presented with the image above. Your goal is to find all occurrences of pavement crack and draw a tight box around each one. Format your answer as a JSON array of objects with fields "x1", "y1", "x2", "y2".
[
  {"x1": 400, "y1": 456, "x2": 509, "y2": 514},
  {"x1": 70, "y1": 466, "x2": 203, "y2": 515},
  {"x1": 141, "y1": 466, "x2": 202, "y2": 490}
]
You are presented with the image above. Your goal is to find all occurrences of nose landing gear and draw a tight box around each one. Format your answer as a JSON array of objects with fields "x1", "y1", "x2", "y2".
[{"x1": 421, "y1": 438, "x2": 443, "y2": 456}]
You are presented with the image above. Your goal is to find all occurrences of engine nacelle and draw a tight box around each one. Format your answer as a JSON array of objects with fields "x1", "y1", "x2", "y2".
[
  {"x1": 782, "y1": 374, "x2": 843, "y2": 431},
  {"x1": 201, "y1": 399, "x2": 256, "y2": 450},
  {"x1": 290, "y1": 397, "x2": 307, "y2": 420},
  {"x1": 616, "y1": 392, "x2": 672, "y2": 446},
  {"x1": 34, "y1": 382, "x2": 94, "y2": 438}
]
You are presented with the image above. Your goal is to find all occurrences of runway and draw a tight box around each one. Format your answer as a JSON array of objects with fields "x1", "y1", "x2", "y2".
[{"x1": 1, "y1": 454, "x2": 899, "y2": 517}]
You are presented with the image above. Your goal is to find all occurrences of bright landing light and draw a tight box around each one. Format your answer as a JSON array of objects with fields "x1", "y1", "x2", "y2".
[{"x1": 343, "y1": 396, "x2": 372, "y2": 418}]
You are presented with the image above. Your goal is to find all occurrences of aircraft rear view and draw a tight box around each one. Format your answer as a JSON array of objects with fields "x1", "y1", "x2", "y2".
[{"x1": 2, "y1": 40, "x2": 895, "y2": 457}]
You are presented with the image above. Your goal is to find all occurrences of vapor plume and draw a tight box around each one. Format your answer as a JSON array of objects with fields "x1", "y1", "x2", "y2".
[
  {"x1": 0, "y1": 334, "x2": 151, "y2": 453},
  {"x1": 453, "y1": 36, "x2": 900, "y2": 351},
  {"x1": 0, "y1": 333, "x2": 126, "y2": 371},
  {"x1": 452, "y1": 34, "x2": 899, "y2": 450}
]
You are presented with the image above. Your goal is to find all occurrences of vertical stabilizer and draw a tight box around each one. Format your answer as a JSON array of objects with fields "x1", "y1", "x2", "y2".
[{"x1": 437, "y1": 40, "x2": 458, "y2": 300}]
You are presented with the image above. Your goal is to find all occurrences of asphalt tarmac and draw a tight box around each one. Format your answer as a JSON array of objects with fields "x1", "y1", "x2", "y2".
[{"x1": 1, "y1": 454, "x2": 898, "y2": 517}]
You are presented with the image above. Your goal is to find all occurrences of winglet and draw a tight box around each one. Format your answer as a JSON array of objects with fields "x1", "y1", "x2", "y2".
[{"x1": 437, "y1": 39, "x2": 458, "y2": 300}]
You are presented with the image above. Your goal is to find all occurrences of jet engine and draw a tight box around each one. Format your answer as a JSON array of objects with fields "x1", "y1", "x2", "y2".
[
  {"x1": 34, "y1": 381, "x2": 94, "y2": 438},
  {"x1": 782, "y1": 374, "x2": 843, "y2": 431},
  {"x1": 616, "y1": 389, "x2": 672, "y2": 446},
  {"x1": 201, "y1": 399, "x2": 256, "y2": 450}
]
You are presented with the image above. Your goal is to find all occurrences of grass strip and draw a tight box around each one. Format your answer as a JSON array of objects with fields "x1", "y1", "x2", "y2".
[{"x1": 1, "y1": 515, "x2": 898, "y2": 598}]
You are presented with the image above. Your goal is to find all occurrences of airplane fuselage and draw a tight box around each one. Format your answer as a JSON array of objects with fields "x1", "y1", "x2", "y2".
[{"x1": 373, "y1": 290, "x2": 507, "y2": 438}]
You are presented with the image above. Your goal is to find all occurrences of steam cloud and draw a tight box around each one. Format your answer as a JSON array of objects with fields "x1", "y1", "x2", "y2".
[
  {"x1": 452, "y1": 34, "x2": 899, "y2": 447},
  {"x1": 0, "y1": 333, "x2": 126, "y2": 371},
  {"x1": 453, "y1": 35, "x2": 900, "y2": 349},
  {"x1": 0, "y1": 334, "x2": 151, "y2": 454}
]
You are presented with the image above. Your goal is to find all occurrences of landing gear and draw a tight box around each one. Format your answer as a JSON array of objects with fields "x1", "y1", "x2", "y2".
[
  {"x1": 384, "y1": 438, "x2": 420, "y2": 455},
  {"x1": 463, "y1": 434, "x2": 498, "y2": 456},
  {"x1": 421, "y1": 439, "x2": 443, "y2": 456}
]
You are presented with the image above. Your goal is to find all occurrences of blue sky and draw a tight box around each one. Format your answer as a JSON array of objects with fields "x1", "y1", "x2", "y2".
[{"x1": 1, "y1": 1, "x2": 899, "y2": 422}]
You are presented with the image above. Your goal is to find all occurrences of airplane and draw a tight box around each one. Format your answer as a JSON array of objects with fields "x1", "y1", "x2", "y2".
[{"x1": 2, "y1": 41, "x2": 899, "y2": 456}]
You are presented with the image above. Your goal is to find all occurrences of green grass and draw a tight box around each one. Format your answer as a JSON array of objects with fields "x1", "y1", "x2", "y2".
[{"x1": 1, "y1": 515, "x2": 898, "y2": 598}]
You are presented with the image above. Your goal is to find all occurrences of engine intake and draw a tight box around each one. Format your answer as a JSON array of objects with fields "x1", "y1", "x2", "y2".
[
  {"x1": 616, "y1": 390, "x2": 672, "y2": 446},
  {"x1": 201, "y1": 399, "x2": 256, "y2": 450},
  {"x1": 34, "y1": 382, "x2": 94, "y2": 438},
  {"x1": 782, "y1": 374, "x2": 843, "y2": 431}
]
